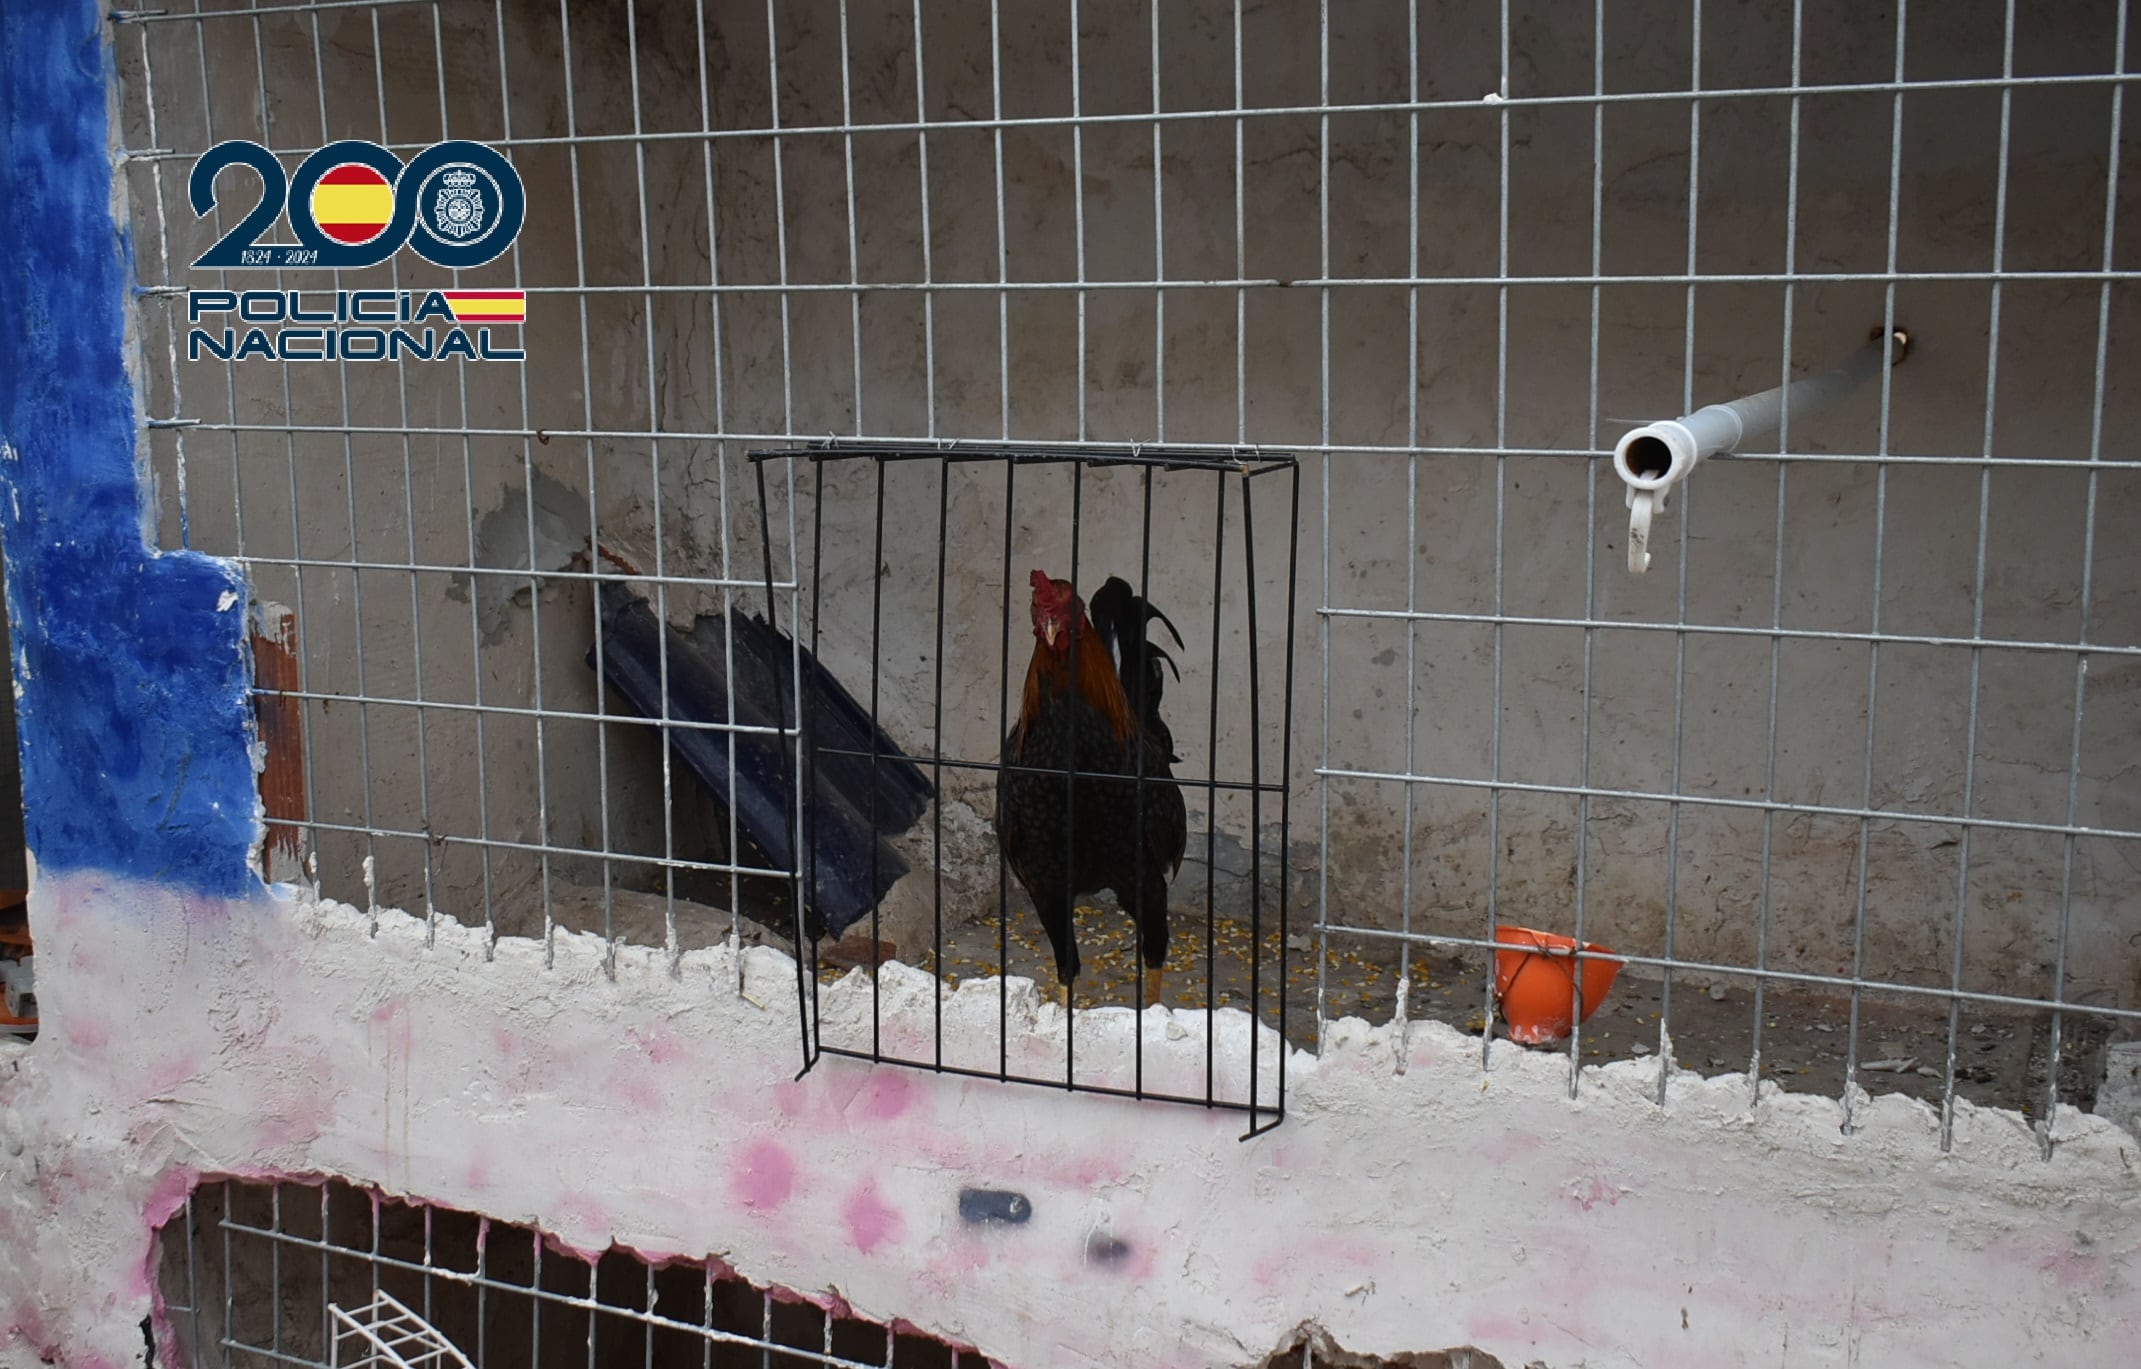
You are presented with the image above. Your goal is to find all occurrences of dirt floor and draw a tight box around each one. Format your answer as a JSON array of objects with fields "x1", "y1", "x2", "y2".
[
  {"x1": 898, "y1": 903, "x2": 2117, "y2": 1122},
  {"x1": 529, "y1": 880, "x2": 2114, "y2": 1122}
]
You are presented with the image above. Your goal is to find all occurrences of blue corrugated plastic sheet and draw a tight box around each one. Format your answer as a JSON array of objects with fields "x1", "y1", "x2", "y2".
[{"x1": 589, "y1": 583, "x2": 932, "y2": 941}]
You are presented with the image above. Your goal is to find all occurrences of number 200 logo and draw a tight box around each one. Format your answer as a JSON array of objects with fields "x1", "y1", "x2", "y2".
[{"x1": 190, "y1": 138, "x2": 526, "y2": 270}]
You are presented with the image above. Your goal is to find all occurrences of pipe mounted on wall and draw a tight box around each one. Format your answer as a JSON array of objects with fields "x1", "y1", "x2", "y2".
[{"x1": 1615, "y1": 329, "x2": 1911, "y2": 573}]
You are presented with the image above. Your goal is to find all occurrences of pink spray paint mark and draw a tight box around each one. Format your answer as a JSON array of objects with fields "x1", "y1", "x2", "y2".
[
  {"x1": 1120, "y1": 1235, "x2": 1158, "y2": 1280},
  {"x1": 139, "y1": 1049, "x2": 203, "y2": 1097},
  {"x1": 626, "y1": 1024, "x2": 685, "y2": 1066},
  {"x1": 772, "y1": 1078, "x2": 810, "y2": 1119},
  {"x1": 1484, "y1": 1129, "x2": 1545, "y2": 1164},
  {"x1": 559, "y1": 1192, "x2": 613, "y2": 1238},
  {"x1": 137, "y1": 1168, "x2": 206, "y2": 1367},
  {"x1": 371, "y1": 995, "x2": 404, "y2": 1030},
  {"x1": 1565, "y1": 1173, "x2": 1624, "y2": 1212},
  {"x1": 140, "y1": 1167, "x2": 200, "y2": 1232},
  {"x1": 255, "y1": 1091, "x2": 334, "y2": 1151},
  {"x1": 370, "y1": 995, "x2": 414, "y2": 1066},
  {"x1": 928, "y1": 1234, "x2": 992, "y2": 1280},
  {"x1": 916, "y1": 1129, "x2": 978, "y2": 1174},
  {"x1": 2038, "y1": 1245, "x2": 2108, "y2": 1293},
  {"x1": 1250, "y1": 1230, "x2": 1373, "y2": 1292},
  {"x1": 853, "y1": 1069, "x2": 915, "y2": 1122},
  {"x1": 731, "y1": 1138, "x2": 796, "y2": 1212},
  {"x1": 1464, "y1": 1310, "x2": 1534, "y2": 1346},
  {"x1": 1063, "y1": 1149, "x2": 1133, "y2": 1189},
  {"x1": 843, "y1": 1176, "x2": 905, "y2": 1255},
  {"x1": 67, "y1": 1017, "x2": 110, "y2": 1052},
  {"x1": 1250, "y1": 1248, "x2": 1290, "y2": 1293},
  {"x1": 609, "y1": 1061, "x2": 662, "y2": 1113},
  {"x1": 129, "y1": 1167, "x2": 203, "y2": 1301}
]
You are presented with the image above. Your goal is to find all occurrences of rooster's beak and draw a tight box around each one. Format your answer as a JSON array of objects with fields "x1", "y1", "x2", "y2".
[{"x1": 1041, "y1": 617, "x2": 1061, "y2": 649}]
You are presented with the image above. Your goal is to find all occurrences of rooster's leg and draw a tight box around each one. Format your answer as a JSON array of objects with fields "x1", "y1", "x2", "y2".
[
  {"x1": 1141, "y1": 966, "x2": 1164, "y2": 1010},
  {"x1": 1034, "y1": 891, "x2": 1079, "y2": 1008}
]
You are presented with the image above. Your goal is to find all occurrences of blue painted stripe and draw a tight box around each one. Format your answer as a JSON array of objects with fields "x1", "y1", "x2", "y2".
[{"x1": 0, "y1": 0, "x2": 261, "y2": 896}]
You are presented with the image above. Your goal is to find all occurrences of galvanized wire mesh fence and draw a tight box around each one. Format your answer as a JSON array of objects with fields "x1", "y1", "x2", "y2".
[
  {"x1": 1308, "y1": 0, "x2": 2138, "y2": 1153},
  {"x1": 110, "y1": 0, "x2": 2141, "y2": 1154}
]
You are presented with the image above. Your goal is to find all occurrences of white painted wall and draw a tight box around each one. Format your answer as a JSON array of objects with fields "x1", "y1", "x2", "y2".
[{"x1": 2, "y1": 869, "x2": 2138, "y2": 1368}]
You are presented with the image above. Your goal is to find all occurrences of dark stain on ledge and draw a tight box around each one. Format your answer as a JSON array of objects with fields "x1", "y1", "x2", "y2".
[
  {"x1": 1084, "y1": 1233, "x2": 1132, "y2": 1264},
  {"x1": 957, "y1": 1188, "x2": 1032, "y2": 1225}
]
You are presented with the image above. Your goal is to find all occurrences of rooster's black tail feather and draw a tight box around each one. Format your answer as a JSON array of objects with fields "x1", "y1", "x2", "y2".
[{"x1": 1089, "y1": 576, "x2": 1181, "y2": 761}]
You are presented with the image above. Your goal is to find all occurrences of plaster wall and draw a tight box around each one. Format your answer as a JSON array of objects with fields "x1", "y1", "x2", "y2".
[
  {"x1": 119, "y1": 0, "x2": 2141, "y2": 1009},
  {"x1": 4, "y1": 869, "x2": 2141, "y2": 1368}
]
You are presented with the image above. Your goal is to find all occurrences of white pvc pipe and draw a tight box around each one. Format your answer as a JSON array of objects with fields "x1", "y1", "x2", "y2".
[{"x1": 1614, "y1": 329, "x2": 1909, "y2": 573}]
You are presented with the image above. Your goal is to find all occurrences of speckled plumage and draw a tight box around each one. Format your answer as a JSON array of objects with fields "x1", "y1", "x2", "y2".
[{"x1": 997, "y1": 575, "x2": 1187, "y2": 991}]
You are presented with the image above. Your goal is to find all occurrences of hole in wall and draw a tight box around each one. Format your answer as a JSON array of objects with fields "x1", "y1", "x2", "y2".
[
  {"x1": 1256, "y1": 1325, "x2": 1513, "y2": 1369},
  {"x1": 153, "y1": 1177, "x2": 990, "y2": 1368}
]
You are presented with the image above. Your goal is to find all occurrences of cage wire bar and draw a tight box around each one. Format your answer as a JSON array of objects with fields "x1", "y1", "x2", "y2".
[
  {"x1": 155, "y1": 1179, "x2": 988, "y2": 1368},
  {"x1": 752, "y1": 441, "x2": 1297, "y2": 1128},
  {"x1": 108, "y1": 0, "x2": 2141, "y2": 1161}
]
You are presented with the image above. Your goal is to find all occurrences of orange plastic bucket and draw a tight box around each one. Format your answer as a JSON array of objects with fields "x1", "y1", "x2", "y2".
[{"x1": 1492, "y1": 926, "x2": 1622, "y2": 1044}]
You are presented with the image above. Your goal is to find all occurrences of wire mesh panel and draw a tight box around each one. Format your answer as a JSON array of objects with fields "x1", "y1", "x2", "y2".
[
  {"x1": 109, "y1": 0, "x2": 2140, "y2": 1151},
  {"x1": 329, "y1": 1291, "x2": 473, "y2": 1369},
  {"x1": 748, "y1": 441, "x2": 1297, "y2": 1123},
  {"x1": 155, "y1": 1179, "x2": 990, "y2": 1368},
  {"x1": 1306, "y1": 0, "x2": 2141, "y2": 1151},
  {"x1": 117, "y1": 0, "x2": 782, "y2": 964}
]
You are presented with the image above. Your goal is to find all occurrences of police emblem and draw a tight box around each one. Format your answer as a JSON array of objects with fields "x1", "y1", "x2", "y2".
[{"x1": 433, "y1": 167, "x2": 486, "y2": 240}]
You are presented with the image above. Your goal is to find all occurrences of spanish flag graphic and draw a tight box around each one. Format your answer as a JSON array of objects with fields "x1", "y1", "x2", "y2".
[
  {"x1": 441, "y1": 291, "x2": 528, "y2": 325},
  {"x1": 310, "y1": 164, "x2": 394, "y2": 246}
]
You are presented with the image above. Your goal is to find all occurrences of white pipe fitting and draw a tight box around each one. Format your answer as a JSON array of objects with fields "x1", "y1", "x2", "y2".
[{"x1": 1614, "y1": 329, "x2": 1909, "y2": 573}]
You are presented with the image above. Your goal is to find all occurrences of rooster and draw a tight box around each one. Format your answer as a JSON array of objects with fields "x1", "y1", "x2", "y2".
[{"x1": 998, "y1": 569, "x2": 1188, "y2": 1008}]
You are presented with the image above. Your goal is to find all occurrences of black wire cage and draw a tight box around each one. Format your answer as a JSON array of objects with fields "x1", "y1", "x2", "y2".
[{"x1": 751, "y1": 442, "x2": 1299, "y2": 1130}]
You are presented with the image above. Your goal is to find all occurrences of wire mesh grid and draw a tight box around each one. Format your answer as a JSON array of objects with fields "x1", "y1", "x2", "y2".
[
  {"x1": 1346, "y1": 1, "x2": 2137, "y2": 1154},
  {"x1": 108, "y1": 0, "x2": 2141, "y2": 1153},
  {"x1": 1307, "y1": 0, "x2": 2139, "y2": 1156},
  {"x1": 156, "y1": 1179, "x2": 990, "y2": 1368}
]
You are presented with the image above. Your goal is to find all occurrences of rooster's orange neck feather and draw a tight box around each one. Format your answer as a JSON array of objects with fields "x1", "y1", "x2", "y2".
[{"x1": 1019, "y1": 617, "x2": 1134, "y2": 748}]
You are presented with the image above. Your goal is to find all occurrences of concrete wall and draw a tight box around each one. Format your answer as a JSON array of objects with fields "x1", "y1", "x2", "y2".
[{"x1": 119, "y1": 0, "x2": 2141, "y2": 1010}]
